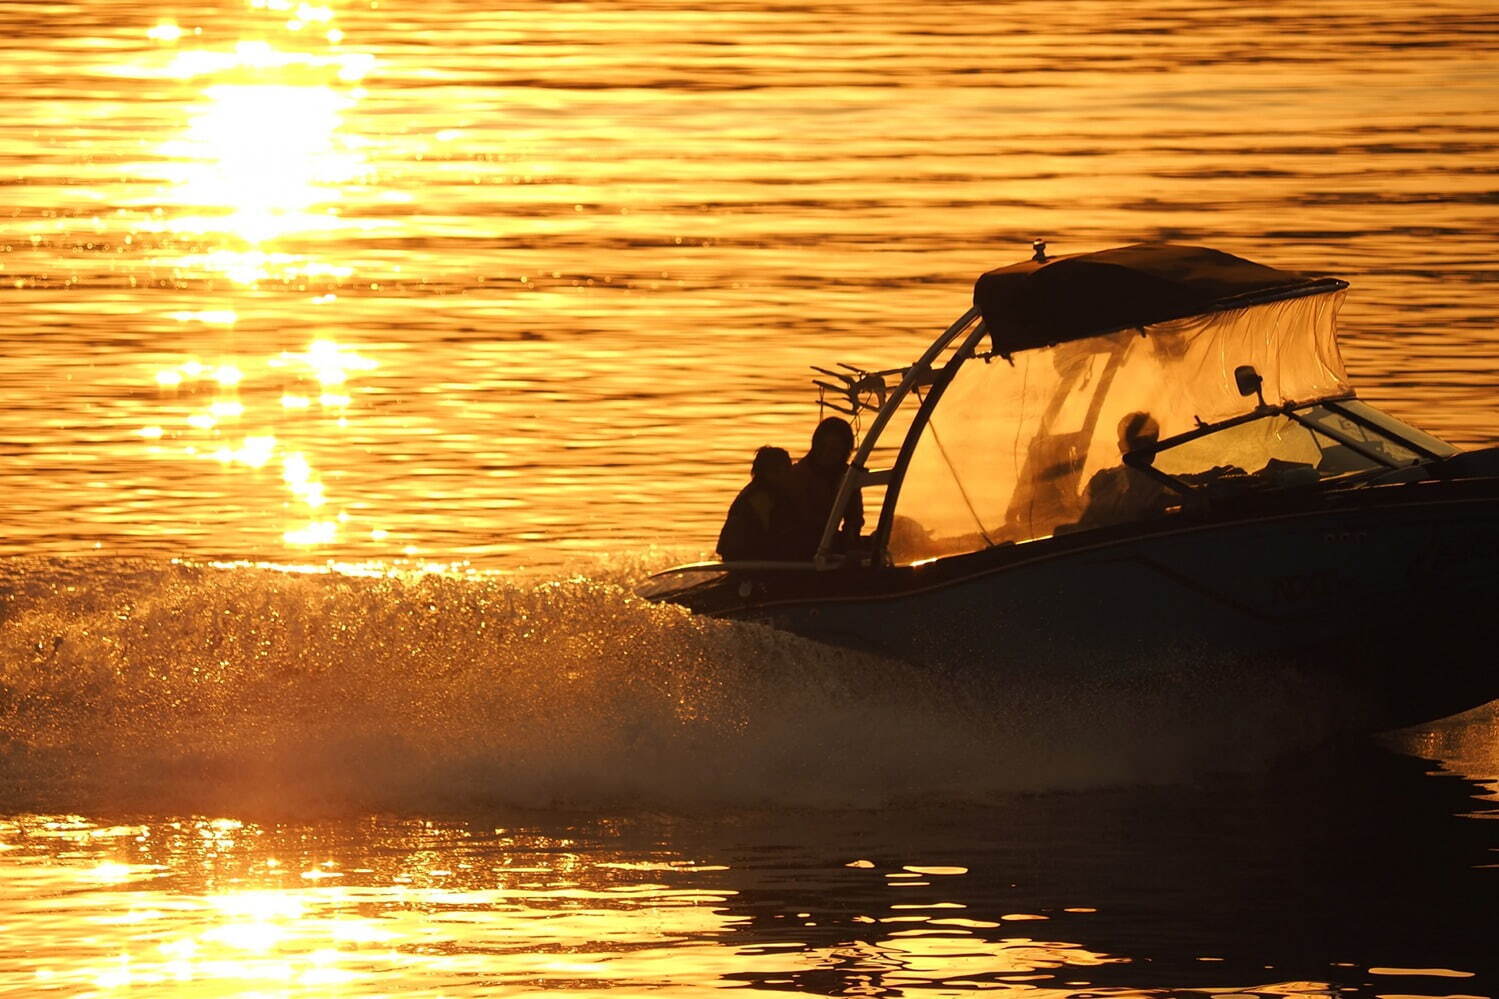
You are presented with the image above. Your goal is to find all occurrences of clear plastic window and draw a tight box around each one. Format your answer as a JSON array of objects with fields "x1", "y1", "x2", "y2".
[{"x1": 885, "y1": 292, "x2": 1352, "y2": 565}]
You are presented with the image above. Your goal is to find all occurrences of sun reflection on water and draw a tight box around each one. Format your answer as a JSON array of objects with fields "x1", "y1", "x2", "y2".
[
  {"x1": 141, "y1": 336, "x2": 382, "y2": 549},
  {"x1": 140, "y1": 3, "x2": 375, "y2": 286},
  {"x1": 2, "y1": 817, "x2": 741, "y2": 995},
  {"x1": 160, "y1": 77, "x2": 363, "y2": 242},
  {"x1": 0, "y1": 814, "x2": 1166, "y2": 996},
  {"x1": 118, "y1": 4, "x2": 402, "y2": 554}
]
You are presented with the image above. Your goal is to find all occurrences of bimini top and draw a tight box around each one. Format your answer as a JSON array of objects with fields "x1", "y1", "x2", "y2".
[{"x1": 974, "y1": 242, "x2": 1347, "y2": 356}]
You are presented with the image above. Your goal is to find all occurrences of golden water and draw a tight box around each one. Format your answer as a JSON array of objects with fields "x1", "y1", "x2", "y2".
[
  {"x1": 2, "y1": 1, "x2": 1498, "y2": 995},
  {"x1": 1, "y1": 0, "x2": 1494, "y2": 566}
]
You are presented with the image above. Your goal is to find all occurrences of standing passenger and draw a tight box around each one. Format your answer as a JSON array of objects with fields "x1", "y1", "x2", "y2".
[{"x1": 790, "y1": 416, "x2": 864, "y2": 557}]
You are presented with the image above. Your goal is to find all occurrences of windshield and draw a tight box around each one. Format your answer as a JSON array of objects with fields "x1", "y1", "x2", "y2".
[
  {"x1": 1150, "y1": 406, "x2": 1415, "y2": 489},
  {"x1": 1084, "y1": 400, "x2": 1444, "y2": 529}
]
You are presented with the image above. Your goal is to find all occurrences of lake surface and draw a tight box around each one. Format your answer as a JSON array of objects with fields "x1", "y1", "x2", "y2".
[
  {"x1": 1, "y1": 0, "x2": 1495, "y2": 565},
  {"x1": 0, "y1": 0, "x2": 1496, "y2": 995}
]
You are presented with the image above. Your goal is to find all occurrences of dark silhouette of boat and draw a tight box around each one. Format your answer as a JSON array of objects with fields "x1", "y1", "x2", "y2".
[{"x1": 643, "y1": 243, "x2": 1499, "y2": 732}]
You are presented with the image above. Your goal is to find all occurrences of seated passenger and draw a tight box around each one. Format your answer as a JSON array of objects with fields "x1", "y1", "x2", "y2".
[
  {"x1": 716, "y1": 446, "x2": 804, "y2": 562},
  {"x1": 789, "y1": 416, "x2": 864, "y2": 558},
  {"x1": 1076, "y1": 411, "x2": 1170, "y2": 530}
]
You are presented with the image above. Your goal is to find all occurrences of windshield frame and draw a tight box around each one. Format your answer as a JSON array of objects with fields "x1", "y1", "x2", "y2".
[{"x1": 1121, "y1": 396, "x2": 1442, "y2": 493}]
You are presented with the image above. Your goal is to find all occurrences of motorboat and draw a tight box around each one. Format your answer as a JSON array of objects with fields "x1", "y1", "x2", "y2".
[{"x1": 641, "y1": 243, "x2": 1499, "y2": 731}]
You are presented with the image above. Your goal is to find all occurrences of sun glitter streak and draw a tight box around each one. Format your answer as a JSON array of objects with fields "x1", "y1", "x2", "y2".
[
  {"x1": 144, "y1": 15, "x2": 376, "y2": 283},
  {"x1": 143, "y1": 339, "x2": 379, "y2": 548}
]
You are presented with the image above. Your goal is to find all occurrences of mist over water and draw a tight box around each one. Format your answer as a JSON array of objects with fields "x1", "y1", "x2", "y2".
[{"x1": 1, "y1": 557, "x2": 1366, "y2": 817}]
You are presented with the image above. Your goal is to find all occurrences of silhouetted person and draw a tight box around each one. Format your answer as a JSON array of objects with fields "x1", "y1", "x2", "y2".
[
  {"x1": 790, "y1": 416, "x2": 864, "y2": 557},
  {"x1": 1077, "y1": 411, "x2": 1169, "y2": 529},
  {"x1": 716, "y1": 446, "x2": 804, "y2": 561}
]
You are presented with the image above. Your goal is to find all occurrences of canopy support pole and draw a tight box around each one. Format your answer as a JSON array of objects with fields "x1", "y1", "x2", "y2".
[{"x1": 814, "y1": 307, "x2": 981, "y2": 569}]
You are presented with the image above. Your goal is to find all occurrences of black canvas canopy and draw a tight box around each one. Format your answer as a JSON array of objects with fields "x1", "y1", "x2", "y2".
[{"x1": 974, "y1": 243, "x2": 1347, "y2": 356}]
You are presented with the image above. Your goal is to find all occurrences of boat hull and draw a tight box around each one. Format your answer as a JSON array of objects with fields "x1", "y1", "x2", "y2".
[{"x1": 658, "y1": 479, "x2": 1499, "y2": 733}]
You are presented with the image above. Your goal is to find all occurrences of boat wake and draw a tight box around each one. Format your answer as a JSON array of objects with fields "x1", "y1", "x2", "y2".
[{"x1": 0, "y1": 556, "x2": 1358, "y2": 815}]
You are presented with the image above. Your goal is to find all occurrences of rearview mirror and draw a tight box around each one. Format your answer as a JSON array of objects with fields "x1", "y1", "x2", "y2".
[{"x1": 1234, "y1": 365, "x2": 1263, "y2": 398}]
